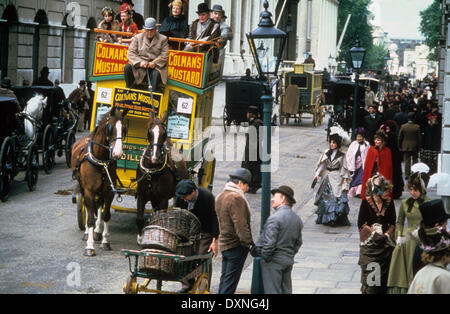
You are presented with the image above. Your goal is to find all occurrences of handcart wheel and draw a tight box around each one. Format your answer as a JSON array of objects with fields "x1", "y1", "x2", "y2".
[
  {"x1": 123, "y1": 276, "x2": 138, "y2": 294},
  {"x1": 26, "y1": 145, "x2": 39, "y2": 192},
  {"x1": 42, "y1": 125, "x2": 56, "y2": 174},
  {"x1": 192, "y1": 273, "x2": 210, "y2": 294},
  {"x1": 0, "y1": 137, "x2": 14, "y2": 202},
  {"x1": 65, "y1": 130, "x2": 76, "y2": 168},
  {"x1": 77, "y1": 193, "x2": 86, "y2": 231}
]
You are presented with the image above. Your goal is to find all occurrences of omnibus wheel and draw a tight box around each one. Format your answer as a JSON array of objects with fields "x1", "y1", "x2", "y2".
[
  {"x1": 26, "y1": 145, "x2": 39, "y2": 192},
  {"x1": 0, "y1": 137, "x2": 14, "y2": 202},
  {"x1": 65, "y1": 130, "x2": 76, "y2": 168},
  {"x1": 42, "y1": 125, "x2": 56, "y2": 174}
]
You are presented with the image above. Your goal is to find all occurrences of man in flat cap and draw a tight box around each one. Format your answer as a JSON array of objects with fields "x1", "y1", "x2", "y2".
[
  {"x1": 175, "y1": 179, "x2": 219, "y2": 293},
  {"x1": 215, "y1": 168, "x2": 254, "y2": 294},
  {"x1": 211, "y1": 4, "x2": 233, "y2": 49},
  {"x1": 242, "y1": 105, "x2": 263, "y2": 193},
  {"x1": 251, "y1": 186, "x2": 303, "y2": 294},
  {"x1": 125, "y1": 17, "x2": 168, "y2": 92}
]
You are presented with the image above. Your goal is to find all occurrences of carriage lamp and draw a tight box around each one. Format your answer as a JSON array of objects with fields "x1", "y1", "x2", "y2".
[
  {"x1": 247, "y1": 0, "x2": 286, "y2": 294},
  {"x1": 349, "y1": 39, "x2": 366, "y2": 140}
]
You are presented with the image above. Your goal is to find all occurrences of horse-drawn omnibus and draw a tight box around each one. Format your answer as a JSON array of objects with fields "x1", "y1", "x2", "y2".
[
  {"x1": 72, "y1": 30, "x2": 221, "y2": 293},
  {"x1": 278, "y1": 63, "x2": 324, "y2": 126}
]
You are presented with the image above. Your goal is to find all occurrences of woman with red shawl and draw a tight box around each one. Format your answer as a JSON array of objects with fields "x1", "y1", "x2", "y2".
[{"x1": 361, "y1": 130, "x2": 393, "y2": 199}]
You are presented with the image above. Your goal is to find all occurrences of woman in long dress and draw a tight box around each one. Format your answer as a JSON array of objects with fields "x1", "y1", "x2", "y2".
[
  {"x1": 361, "y1": 130, "x2": 393, "y2": 199},
  {"x1": 387, "y1": 172, "x2": 429, "y2": 294},
  {"x1": 358, "y1": 174, "x2": 396, "y2": 294},
  {"x1": 314, "y1": 134, "x2": 351, "y2": 226},
  {"x1": 346, "y1": 128, "x2": 370, "y2": 198}
]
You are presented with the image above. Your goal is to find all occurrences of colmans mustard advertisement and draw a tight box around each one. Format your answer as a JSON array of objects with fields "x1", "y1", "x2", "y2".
[
  {"x1": 92, "y1": 42, "x2": 129, "y2": 78},
  {"x1": 113, "y1": 88, "x2": 162, "y2": 118},
  {"x1": 168, "y1": 50, "x2": 205, "y2": 88}
]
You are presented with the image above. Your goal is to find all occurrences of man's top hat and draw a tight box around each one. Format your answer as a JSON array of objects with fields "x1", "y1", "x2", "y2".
[
  {"x1": 419, "y1": 199, "x2": 450, "y2": 227},
  {"x1": 271, "y1": 186, "x2": 296, "y2": 205},
  {"x1": 247, "y1": 105, "x2": 259, "y2": 115},
  {"x1": 196, "y1": 3, "x2": 211, "y2": 14}
]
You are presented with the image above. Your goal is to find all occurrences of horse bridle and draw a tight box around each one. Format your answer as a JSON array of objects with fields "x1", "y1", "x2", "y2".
[{"x1": 90, "y1": 116, "x2": 126, "y2": 161}]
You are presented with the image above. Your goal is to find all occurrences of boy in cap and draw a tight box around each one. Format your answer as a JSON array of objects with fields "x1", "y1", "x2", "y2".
[
  {"x1": 175, "y1": 179, "x2": 219, "y2": 293},
  {"x1": 408, "y1": 199, "x2": 450, "y2": 294},
  {"x1": 251, "y1": 186, "x2": 303, "y2": 294},
  {"x1": 125, "y1": 17, "x2": 169, "y2": 92},
  {"x1": 215, "y1": 168, "x2": 254, "y2": 294},
  {"x1": 211, "y1": 4, "x2": 233, "y2": 48}
]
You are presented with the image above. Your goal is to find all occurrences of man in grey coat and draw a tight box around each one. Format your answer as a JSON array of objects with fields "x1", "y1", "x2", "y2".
[{"x1": 251, "y1": 186, "x2": 303, "y2": 294}]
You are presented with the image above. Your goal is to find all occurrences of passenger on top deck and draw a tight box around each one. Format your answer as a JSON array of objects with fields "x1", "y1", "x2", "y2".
[
  {"x1": 118, "y1": 3, "x2": 138, "y2": 45},
  {"x1": 159, "y1": 0, "x2": 189, "y2": 49},
  {"x1": 185, "y1": 3, "x2": 220, "y2": 52},
  {"x1": 97, "y1": 7, "x2": 120, "y2": 43},
  {"x1": 211, "y1": 4, "x2": 233, "y2": 49},
  {"x1": 125, "y1": 18, "x2": 169, "y2": 93}
]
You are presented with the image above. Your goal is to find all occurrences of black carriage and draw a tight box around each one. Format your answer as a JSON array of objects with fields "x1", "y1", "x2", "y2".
[
  {"x1": 224, "y1": 78, "x2": 268, "y2": 131},
  {"x1": 323, "y1": 79, "x2": 366, "y2": 139},
  {"x1": 0, "y1": 96, "x2": 40, "y2": 201},
  {"x1": 11, "y1": 86, "x2": 78, "y2": 172}
]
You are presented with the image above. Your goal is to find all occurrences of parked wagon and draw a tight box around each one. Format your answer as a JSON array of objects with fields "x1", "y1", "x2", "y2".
[
  {"x1": 0, "y1": 96, "x2": 39, "y2": 201},
  {"x1": 278, "y1": 63, "x2": 324, "y2": 126}
]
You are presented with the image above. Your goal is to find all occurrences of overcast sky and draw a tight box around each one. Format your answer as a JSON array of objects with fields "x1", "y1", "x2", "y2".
[{"x1": 369, "y1": 0, "x2": 435, "y2": 39}]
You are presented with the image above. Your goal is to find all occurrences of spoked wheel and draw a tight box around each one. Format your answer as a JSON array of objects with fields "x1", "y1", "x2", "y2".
[
  {"x1": 77, "y1": 193, "x2": 86, "y2": 231},
  {"x1": 65, "y1": 130, "x2": 76, "y2": 168},
  {"x1": 42, "y1": 125, "x2": 56, "y2": 174},
  {"x1": 0, "y1": 137, "x2": 15, "y2": 202},
  {"x1": 26, "y1": 145, "x2": 39, "y2": 192}
]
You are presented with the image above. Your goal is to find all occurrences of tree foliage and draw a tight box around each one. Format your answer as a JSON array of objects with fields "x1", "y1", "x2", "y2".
[
  {"x1": 337, "y1": 0, "x2": 374, "y2": 70},
  {"x1": 419, "y1": 0, "x2": 441, "y2": 62}
]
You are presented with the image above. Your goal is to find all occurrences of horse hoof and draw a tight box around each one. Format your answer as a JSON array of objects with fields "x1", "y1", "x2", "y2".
[
  {"x1": 84, "y1": 249, "x2": 96, "y2": 257},
  {"x1": 94, "y1": 232, "x2": 103, "y2": 242},
  {"x1": 101, "y1": 243, "x2": 112, "y2": 251},
  {"x1": 82, "y1": 234, "x2": 88, "y2": 241}
]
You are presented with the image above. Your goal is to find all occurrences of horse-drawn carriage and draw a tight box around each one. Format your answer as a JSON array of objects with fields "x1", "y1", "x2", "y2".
[
  {"x1": 11, "y1": 86, "x2": 78, "y2": 173},
  {"x1": 278, "y1": 63, "x2": 324, "y2": 126},
  {"x1": 0, "y1": 95, "x2": 40, "y2": 201},
  {"x1": 223, "y1": 78, "x2": 267, "y2": 131},
  {"x1": 71, "y1": 29, "x2": 222, "y2": 293}
]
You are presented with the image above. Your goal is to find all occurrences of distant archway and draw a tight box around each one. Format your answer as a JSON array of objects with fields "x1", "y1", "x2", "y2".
[
  {"x1": 34, "y1": 9, "x2": 48, "y2": 24},
  {"x1": 1, "y1": 4, "x2": 19, "y2": 22}
]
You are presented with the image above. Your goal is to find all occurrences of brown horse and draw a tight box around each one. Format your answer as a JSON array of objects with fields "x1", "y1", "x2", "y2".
[
  {"x1": 136, "y1": 111, "x2": 189, "y2": 239},
  {"x1": 71, "y1": 107, "x2": 129, "y2": 256}
]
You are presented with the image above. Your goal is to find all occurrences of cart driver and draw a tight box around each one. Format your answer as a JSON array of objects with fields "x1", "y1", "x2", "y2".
[
  {"x1": 175, "y1": 179, "x2": 219, "y2": 293},
  {"x1": 125, "y1": 17, "x2": 168, "y2": 92}
]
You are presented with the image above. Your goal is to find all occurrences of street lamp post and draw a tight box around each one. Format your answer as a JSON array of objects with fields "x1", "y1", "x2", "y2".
[
  {"x1": 349, "y1": 39, "x2": 366, "y2": 141},
  {"x1": 246, "y1": 0, "x2": 287, "y2": 294}
]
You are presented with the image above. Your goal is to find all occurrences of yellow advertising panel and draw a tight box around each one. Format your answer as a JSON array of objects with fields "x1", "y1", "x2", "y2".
[
  {"x1": 92, "y1": 42, "x2": 129, "y2": 79},
  {"x1": 167, "y1": 50, "x2": 205, "y2": 89}
]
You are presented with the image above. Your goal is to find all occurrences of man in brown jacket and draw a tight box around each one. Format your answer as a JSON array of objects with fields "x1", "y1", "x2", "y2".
[
  {"x1": 185, "y1": 3, "x2": 220, "y2": 51},
  {"x1": 125, "y1": 17, "x2": 168, "y2": 92},
  {"x1": 398, "y1": 112, "x2": 422, "y2": 179},
  {"x1": 215, "y1": 168, "x2": 254, "y2": 294}
]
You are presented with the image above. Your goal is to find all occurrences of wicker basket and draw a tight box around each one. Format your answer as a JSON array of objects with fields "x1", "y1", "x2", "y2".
[
  {"x1": 147, "y1": 208, "x2": 201, "y2": 241},
  {"x1": 138, "y1": 249, "x2": 176, "y2": 277},
  {"x1": 139, "y1": 225, "x2": 179, "y2": 253}
]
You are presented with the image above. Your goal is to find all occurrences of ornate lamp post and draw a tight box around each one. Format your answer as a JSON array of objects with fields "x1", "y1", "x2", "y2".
[
  {"x1": 246, "y1": 0, "x2": 287, "y2": 294},
  {"x1": 349, "y1": 39, "x2": 366, "y2": 140}
]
